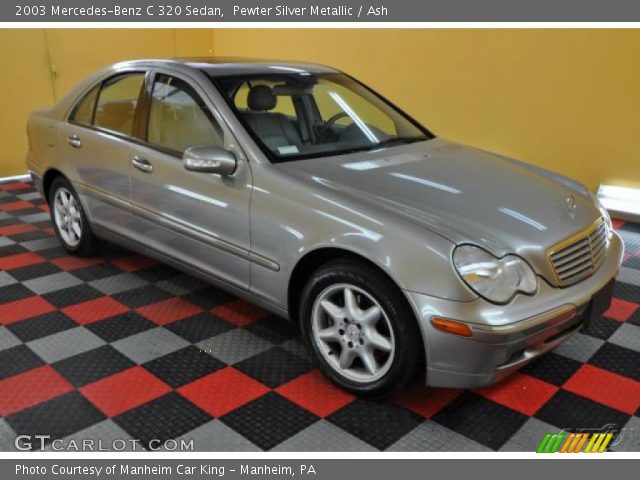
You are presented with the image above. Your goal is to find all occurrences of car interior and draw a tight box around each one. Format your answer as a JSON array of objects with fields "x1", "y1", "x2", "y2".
[{"x1": 213, "y1": 72, "x2": 428, "y2": 162}]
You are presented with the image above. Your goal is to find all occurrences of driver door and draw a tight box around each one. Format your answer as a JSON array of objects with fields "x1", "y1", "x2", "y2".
[{"x1": 128, "y1": 70, "x2": 252, "y2": 290}]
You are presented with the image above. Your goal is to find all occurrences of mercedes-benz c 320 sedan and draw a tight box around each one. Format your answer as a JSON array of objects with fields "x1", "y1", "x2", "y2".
[{"x1": 26, "y1": 58, "x2": 623, "y2": 396}]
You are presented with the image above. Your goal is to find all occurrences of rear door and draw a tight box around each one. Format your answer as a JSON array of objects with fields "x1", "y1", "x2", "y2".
[
  {"x1": 128, "y1": 68, "x2": 253, "y2": 290},
  {"x1": 60, "y1": 70, "x2": 147, "y2": 235}
]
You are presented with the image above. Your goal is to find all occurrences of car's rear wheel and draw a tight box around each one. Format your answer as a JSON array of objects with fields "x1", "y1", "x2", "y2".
[
  {"x1": 49, "y1": 176, "x2": 99, "y2": 256},
  {"x1": 300, "y1": 258, "x2": 422, "y2": 397}
]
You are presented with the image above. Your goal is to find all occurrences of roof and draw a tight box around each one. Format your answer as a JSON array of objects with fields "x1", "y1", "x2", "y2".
[{"x1": 115, "y1": 57, "x2": 340, "y2": 76}]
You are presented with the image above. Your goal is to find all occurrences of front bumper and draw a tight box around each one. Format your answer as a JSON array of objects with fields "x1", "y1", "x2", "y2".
[{"x1": 406, "y1": 232, "x2": 624, "y2": 388}]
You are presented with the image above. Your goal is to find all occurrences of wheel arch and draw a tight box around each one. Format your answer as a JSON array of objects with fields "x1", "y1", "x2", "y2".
[
  {"x1": 287, "y1": 246, "x2": 414, "y2": 325},
  {"x1": 42, "y1": 168, "x2": 65, "y2": 204}
]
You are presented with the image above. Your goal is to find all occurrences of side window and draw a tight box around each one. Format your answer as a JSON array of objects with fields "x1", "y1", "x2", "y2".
[
  {"x1": 70, "y1": 85, "x2": 99, "y2": 124},
  {"x1": 147, "y1": 74, "x2": 224, "y2": 153},
  {"x1": 94, "y1": 73, "x2": 145, "y2": 137}
]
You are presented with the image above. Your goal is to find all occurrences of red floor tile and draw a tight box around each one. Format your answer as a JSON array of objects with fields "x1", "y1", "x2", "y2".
[
  {"x1": 136, "y1": 297, "x2": 203, "y2": 325},
  {"x1": 474, "y1": 373, "x2": 558, "y2": 416},
  {"x1": 0, "y1": 252, "x2": 45, "y2": 270},
  {"x1": 51, "y1": 256, "x2": 105, "y2": 271},
  {"x1": 0, "y1": 296, "x2": 56, "y2": 325},
  {"x1": 0, "y1": 201, "x2": 34, "y2": 212},
  {"x1": 0, "y1": 182, "x2": 31, "y2": 191},
  {"x1": 604, "y1": 298, "x2": 639, "y2": 322},
  {"x1": 0, "y1": 365, "x2": 73, "y2": 416},
  {"x1": 563, "y1": 364, "x2": 640, "y2": 415},
  {"x1": 211, "y1": 299, "x2": 268, "y2": 327},
  {"x1": 393, "y1": 383, "x2": 462, "y2": 418},
  {"x1": 112, "y1": 255, "x2": 157, "y2": 272},
  {"x1": 0, "y1": 223, "x2": 38, "y2": 236},
  {"x1": 178, "y1": 367, "x2": 269, "y2": 417},
  {"x1": 276, "y1": 369, "x2": 355, "y2": 417},
  {"x1": 612, "y1": 219, "x2": 626, "y2": 230},
  {"x1": 80, "y1": 366, "x2": 171, "y2": 417},
  {"x1": 62, "y1": 297, "x2": 129, "y2": 325}
]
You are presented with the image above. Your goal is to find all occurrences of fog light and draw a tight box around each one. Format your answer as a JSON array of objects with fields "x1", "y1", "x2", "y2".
[{"x1": 431, "y1": 317, "x2": 473, "y2": 337}]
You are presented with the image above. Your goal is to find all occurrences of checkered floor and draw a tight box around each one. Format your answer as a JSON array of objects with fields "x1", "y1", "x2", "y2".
[{"x1": 0, "y1": 180, "x2": 639, "y2": 452}]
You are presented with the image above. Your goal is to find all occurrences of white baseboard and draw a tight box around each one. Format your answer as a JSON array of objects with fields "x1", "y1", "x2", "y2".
[{"x1": 0, "y1": 173, "x2": 30, "y2": 184}]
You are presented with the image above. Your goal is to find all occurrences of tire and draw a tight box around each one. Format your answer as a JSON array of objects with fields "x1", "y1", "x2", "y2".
[
  {"x1": 49, "y1": 176, "x2": 99, "y2": 256},
  {"x1": 300, "y1": 258, "x2": 422, "y2": 397}
]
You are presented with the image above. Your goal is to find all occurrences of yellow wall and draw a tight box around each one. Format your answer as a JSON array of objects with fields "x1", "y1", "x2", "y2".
[
  {"x1": 0, "y1": 29, "x2": 214, "y2": 177},
  {"x1": 215, "y1": 29, "x2": 640, "y2": 191},
  {"x1": 1, "y1": 28, "x2": 639, "y2": 190}
]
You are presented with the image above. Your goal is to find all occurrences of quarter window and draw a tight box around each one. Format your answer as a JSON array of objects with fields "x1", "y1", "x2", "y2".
[
  {"x1": 70, "y1": 85, "x2": 99, "y2": 125},
  {"x1": 147, "y1": 74, "x2": 224, "y2": 153},
  {"x1": 94, "y1": 73, "x2": 145, "y2": 137}
]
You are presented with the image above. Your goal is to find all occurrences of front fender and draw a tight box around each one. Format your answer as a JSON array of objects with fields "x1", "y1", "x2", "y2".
[{"x1": 248, "y1": 166, "x2": 476, "y2": 310}]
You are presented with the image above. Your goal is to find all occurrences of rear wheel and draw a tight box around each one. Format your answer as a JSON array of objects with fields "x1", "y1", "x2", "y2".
[
  {"x1": 300, "y1": 259, "x2": 422, "y2": 397},
  {"x1": 49, "y1": 176, "x2": 99, "y2": 256}
]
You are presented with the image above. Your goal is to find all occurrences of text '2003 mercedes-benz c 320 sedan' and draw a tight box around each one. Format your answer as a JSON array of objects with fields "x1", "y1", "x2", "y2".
[{"x1": 26, "y1": 58, "x2": 623, "y2": 396}]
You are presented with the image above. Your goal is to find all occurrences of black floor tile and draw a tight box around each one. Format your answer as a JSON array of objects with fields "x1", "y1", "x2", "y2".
[{"x1": 221, "y1": 393, "x2": 318, "y2": 450}]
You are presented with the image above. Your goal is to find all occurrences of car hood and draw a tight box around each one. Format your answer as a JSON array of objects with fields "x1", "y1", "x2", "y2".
[{"x1": 278, "y1": 138, "x2": 601, "y2": 265}]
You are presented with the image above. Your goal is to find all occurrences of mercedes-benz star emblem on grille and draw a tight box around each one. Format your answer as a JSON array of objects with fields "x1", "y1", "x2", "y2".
[{"x1": 565, "y1": 195, "x2": 577, "y2": 219}]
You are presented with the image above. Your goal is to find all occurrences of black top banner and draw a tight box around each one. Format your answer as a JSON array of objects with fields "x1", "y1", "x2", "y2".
[{"x1": 6, "y1": 0, "x2": 640, "y2": 22}]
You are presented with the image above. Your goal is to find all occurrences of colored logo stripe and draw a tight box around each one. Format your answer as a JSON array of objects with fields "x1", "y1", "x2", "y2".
[{"x1": 537, "y1": 432, "x2": 614, "y2": 453}]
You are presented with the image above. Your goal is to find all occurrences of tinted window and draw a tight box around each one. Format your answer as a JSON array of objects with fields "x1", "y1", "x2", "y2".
[
  {"x1": 147, "y1": 74, "x2": 223, "y2": 153},
  {"x1": 71, "y1": 85, "x2": 99, "y2": 124},
  {"x1": 94, "y1": 73, "x2": 145, "y2": 136}
]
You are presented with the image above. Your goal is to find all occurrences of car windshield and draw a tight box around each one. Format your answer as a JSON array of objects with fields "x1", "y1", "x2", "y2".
[{"x1": 211, "y1": 72, "x2": 432, "y2": 162}]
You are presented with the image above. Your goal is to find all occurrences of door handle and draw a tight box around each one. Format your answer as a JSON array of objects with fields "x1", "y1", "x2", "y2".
[
  {"x1": 67, "y1": 134, "x2": 82, "y2": 149},
  {"x1": 132, "y1": 155, "x2": 153, "y2": 173}
]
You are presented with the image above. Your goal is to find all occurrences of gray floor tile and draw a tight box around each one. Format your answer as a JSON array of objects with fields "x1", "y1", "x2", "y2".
[
  {"x1": 610, "y1": 416, "x2": 640, "y2": 452},
  {"x1": 0, "y1": 236, "x2": 16, "y2": 247},
  {"x1": 27, "y1": 327, "x2": 106, "y2": 363},
  {"x1": 500, "y1": 417, "x2": 558, "y2": 452},
  {"x1": 196, "y1": 329, "x2": 272, "y2": 364},
  {"x1": 617, "y1": 267, "x2": 640, "y2": 287},
  {"x1": 90, "y1": 273, "x2": 148, "y2": 295},
  {"x1": 21, "y1": 237, "x2": 60, "y2": 252},
  {"x1": 0, "y1": 271, "x2": 18, "y2": 288},
  {"x1": 175, "y1": 420, "x2": 261, "y2": 452},
  {"x1": 0, "y1": 420, "x2": 17, "y2": 451},
  {"x1": 0, "y1": 327, "x2": 21, "y2": 351},
  {"x1": 18, "y1": 212, "x2": 50, "y2": 224},
  {"x1": 273, "y1": 420, "x2": 376, "y2": 452},
  {"x1": 45, "y1": 420, "x2": 143, "y2": 452},
  {"x1": 553, "y1": 332, "x2": 605, "y2": 362},
  {"x1": 23, "y1": 271, "x2": 83, "y2": 295},
  {"x1": 112, "y1": 327, "x2": 189, "y2": 363},
  {"x1": 388, "y1": 421, "x2": 491, "y2": 451},
  {"x1": 608, "y1": 323, "x2": 640, "y2": 353}
]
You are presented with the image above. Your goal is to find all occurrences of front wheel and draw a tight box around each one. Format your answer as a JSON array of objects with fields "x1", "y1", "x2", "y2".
[
  {"x1": 300, "y1": 259, "x2": 422, "y2": 397},
  {"x1": 49, "y1": 176, "x2": 99, "y2": 256}
]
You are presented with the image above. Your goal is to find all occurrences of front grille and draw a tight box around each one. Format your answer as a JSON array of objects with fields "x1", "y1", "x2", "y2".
[{"x1": 548, "y1": 218, "x2": 609, "y2": 286}]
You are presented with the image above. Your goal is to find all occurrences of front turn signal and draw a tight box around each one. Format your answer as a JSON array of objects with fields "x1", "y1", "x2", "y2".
[{"x1": 431, "y1": 317, "x2": 473, "y2": 337}]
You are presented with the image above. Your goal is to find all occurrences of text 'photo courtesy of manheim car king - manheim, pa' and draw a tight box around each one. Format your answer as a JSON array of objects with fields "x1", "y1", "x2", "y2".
[{"x1": 26, "y1": 57, "x2": 622, "y2": 397}]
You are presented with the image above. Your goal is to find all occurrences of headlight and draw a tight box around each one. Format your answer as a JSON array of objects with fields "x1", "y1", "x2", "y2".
[{"x1": 453, "y1": 245, "x2": 538, "y2": 304}]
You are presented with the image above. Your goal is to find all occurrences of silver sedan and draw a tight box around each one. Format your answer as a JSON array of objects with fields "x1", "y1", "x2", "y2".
[{"x1": 26, "y1": 58, "x2": 623, "y2": 396}]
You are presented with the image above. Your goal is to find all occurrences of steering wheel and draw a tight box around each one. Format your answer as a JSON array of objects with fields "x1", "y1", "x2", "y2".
[{"x1": 322, "y1": 111, "x2": 351, "y2": 130}]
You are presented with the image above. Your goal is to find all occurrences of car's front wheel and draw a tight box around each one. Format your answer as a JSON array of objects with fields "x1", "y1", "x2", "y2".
[
  {"x1": 300, "y1": 259, "x2": 422, "y2": 397},
  {"x1": 49, "y1": 176, "x2": 99, "y2": 256}
]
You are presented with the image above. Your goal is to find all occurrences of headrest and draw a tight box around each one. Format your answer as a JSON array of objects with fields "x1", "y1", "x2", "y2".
[{"x1": 247, "y1": 85, "x2": 277, "y2": 111}]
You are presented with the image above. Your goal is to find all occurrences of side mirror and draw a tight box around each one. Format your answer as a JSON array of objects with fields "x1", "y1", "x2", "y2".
[{"x1": 183, "y1": 146, "x2": 237, "y2": 176}]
